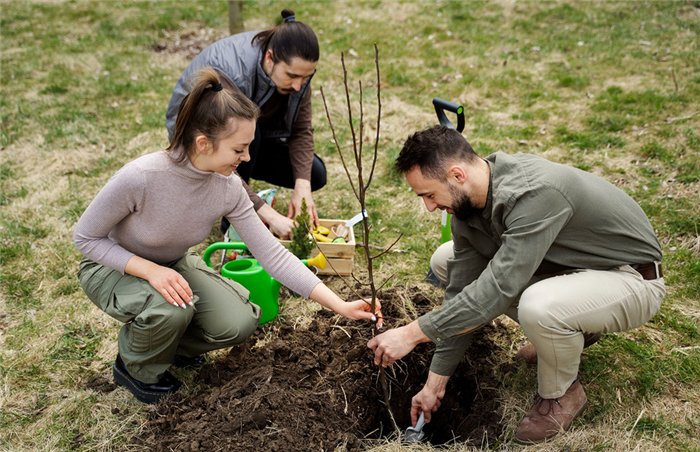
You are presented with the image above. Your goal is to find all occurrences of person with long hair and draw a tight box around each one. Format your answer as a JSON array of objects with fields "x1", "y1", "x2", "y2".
[
  {"x1": 167, "y1": 9, "x2": 324, "y2": 239},
  {"x1": 75, "y1": 68, "x2": 380, "y2": 404}
]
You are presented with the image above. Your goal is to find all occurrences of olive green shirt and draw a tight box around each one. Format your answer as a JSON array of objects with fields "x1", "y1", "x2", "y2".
[{"x1": 418, "y1": 152, "x2": 662, "y2": 376}]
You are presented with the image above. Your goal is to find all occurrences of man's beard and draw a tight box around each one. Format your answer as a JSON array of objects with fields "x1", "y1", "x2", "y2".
[{"x1": 448, "y1": 185, "x2": 476, "y2": 221}]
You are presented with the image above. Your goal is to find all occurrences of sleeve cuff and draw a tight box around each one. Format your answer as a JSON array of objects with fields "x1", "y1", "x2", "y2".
[
  {"x1": 427, "y1": 331, "x2": 475, "y2": 376},
  {"x1": 251, "y1": 195, "x2": 265, "y2": 211},
  {"x1": 429, "y1": 357, "x2": 460, "y2": 377},
  {"x1": 418, "y1": 313, "x2": 447, "y2": 343}
]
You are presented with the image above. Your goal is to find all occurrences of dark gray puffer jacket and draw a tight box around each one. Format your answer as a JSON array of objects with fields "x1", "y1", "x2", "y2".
[{"x1": 166, "y1": 31, "x2": 313, "y2": 142}]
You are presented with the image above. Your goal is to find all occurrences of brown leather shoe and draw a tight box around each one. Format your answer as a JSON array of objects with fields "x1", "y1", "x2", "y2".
[
  {"x1": 515, "y1": 333, "x2": 602, "y2": 365},
  {"x1": 515, "y1": 380, "x2": 588, "y2": 444}
]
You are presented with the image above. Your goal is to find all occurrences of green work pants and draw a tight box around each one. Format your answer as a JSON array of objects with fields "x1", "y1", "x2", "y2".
[{"x1": 78, "y1": 251, "x2": 261, "y2": 383}]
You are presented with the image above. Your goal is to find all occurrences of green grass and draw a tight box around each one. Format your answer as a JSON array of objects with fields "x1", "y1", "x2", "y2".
[
  {"x1": 50, "y1": 321, "x2": 103, "y2": 364},
  {"x1": 1, "y1": 1, "x2": 699, "y2": 451}
]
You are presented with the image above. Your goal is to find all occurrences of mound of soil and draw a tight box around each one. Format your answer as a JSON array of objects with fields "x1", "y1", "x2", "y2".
[{"x1": 135, "y1": 288, "x2": 516, "y2": 451}]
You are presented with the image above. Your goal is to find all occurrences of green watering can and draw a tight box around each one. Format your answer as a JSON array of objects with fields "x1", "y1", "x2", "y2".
[{"x1": 202, "y1": 242, "x2": 326, "y2": 324}]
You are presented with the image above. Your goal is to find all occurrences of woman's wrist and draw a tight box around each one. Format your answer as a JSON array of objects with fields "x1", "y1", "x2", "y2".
[{"x1": 309, "y1": 283, "x2": 345, "y2": 313}]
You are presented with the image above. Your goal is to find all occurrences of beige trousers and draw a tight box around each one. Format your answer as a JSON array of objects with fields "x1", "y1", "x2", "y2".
[{"x1": 431, "y1": 241, "x2": 666, "y2": 398}]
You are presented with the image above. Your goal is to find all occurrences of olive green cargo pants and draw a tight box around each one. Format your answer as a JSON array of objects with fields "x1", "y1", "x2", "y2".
[{"x1": 78, "y1": 251, "x2": 261, "y2": 383}]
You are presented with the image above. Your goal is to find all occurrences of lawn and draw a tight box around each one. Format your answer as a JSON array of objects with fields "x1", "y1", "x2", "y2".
[{"x1": 1, "y1": 1, "x2": 699, "y2": 451}]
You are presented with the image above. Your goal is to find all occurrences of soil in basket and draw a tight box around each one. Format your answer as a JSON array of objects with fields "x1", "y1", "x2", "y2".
[{"x1": 134, "y1": 287, "x2": 516, "y2": 451}]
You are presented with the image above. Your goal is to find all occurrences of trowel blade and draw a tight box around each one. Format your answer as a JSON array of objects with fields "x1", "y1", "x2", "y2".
[
  {"x1": 405, "y1": 429, "x2": 425, "y2": 443},
  {"x1": 405, "y1": 412, "x2": 426, "y2": 443}
]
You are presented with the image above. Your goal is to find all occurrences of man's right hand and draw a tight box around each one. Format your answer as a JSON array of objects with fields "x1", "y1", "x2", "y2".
[
  {"x1": 257, "y1": 204, "x2": 295, "y2": 239},
  {"x1": 411, "y1": 371, "x2": 450, "y2": 425}
]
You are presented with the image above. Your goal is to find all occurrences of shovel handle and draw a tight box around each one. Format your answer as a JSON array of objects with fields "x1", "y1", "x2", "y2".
[{"x1": 433, "y1": 97, "x2": 465, "y2": 132}]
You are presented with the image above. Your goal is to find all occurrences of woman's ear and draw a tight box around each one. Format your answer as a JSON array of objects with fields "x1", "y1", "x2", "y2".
[{"x1": 195, "y1": 135, "x2": 211, "y2": 154}]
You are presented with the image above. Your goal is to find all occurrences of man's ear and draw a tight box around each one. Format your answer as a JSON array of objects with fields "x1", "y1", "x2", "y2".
[
  {"x1": 448, "y1": 165, "x2": 467, "y2": 184},
  {"x1": 195, "y1": 135, "x2": 211, "y2": 154},
  {"x1": 265, "y1": 49, "x2": 274, "y2": 64}
]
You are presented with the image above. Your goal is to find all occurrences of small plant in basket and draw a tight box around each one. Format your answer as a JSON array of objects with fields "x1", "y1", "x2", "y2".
[{"x1": 288, "y1": 198, "x2": 314, "y2": 260}]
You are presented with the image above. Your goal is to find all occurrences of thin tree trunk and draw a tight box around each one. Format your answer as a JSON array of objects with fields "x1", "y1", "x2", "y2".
[
  {"x1": 228, "y1": 0, "x2": 244, "y2": 35},
  {"x1": 320, "y1": 44, "x2": 401, "y2": 435}
]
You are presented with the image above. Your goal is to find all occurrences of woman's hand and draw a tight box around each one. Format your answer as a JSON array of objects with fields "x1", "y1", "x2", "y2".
[
  {"x1": 124, "y1": 255, "x2": 193, "y2": 309},
  {"x1": 308, "y1": 284, "x2": 383, "y2": 328},
  {"x1": 338, "y1": 298, "x2": 383, "y2": 329},
  {"x1": 257, "y1": 204, "x2": 295, "y2": 239},
  {"x1": 147, "y1": 266, "x2": 194, "y2": 309}
]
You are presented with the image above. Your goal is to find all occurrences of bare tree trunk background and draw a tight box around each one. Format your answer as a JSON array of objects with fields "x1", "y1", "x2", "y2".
[{"x1": 228, "y1": 0, "x2": 244, "y2": 35}]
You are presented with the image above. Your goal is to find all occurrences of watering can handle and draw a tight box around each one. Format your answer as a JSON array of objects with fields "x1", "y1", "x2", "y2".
[
  {"x1": 433, "y1": 97, "x2": 465, "y2": 133},
  {"x1": 202, "y1": 242, "x2": 325, "y2": 271},
  {"x1": 202, "y1": 242, "x2": 250, "y2": 268}
]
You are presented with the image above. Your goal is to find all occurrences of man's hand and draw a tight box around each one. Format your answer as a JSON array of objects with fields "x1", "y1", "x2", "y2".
[
  {"x1": 367, "y1": 321, "x2": 430, "y2": 367},
  {"x1": 288, "y1": 179, "x2": 319, "y2": 228},
  {"x1": 411, "y1": 371, "x2": 449, "y2": 425},
  {"x1": 257, "y1": 204, "x2": 295, "y2": 239}
]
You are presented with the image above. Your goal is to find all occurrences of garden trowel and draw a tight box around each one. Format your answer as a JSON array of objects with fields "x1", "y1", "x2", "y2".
[{"x1": 405, "y1": 411, "x2": 426, "y2": 443}]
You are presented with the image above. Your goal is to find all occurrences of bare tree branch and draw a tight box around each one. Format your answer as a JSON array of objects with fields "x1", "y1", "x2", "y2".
[
  {"x1": 366, "y1": 43, "x2": 381, "y2": 191},
  {"x1": 359, "y1": 80, "x2": 364, "y2": 175},
  {"x1": 320, "y1": 86, "x2": 359, "y2": 200},
  {"x1": 340, "y1": 53, "x2": 361, "y2": 188},
  {"x1": 376, "y1": 272, "x2": 396, "y2": 293},
  {"x1": 351, "y1": 272, "x2": 365, "y2": 287},
  {"x1": 371, "y1": 233, "x2": 404, "y2": 260}
]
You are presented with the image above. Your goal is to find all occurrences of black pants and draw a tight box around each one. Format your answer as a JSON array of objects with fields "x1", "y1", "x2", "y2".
[{"x1": 221, "y1": 126, "x2": 327, "y2": 233}]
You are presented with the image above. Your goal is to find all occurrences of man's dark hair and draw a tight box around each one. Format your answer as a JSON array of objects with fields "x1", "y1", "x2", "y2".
[
  {"x1": 395, "y1": 125, "x2": 478, "y2": 181},
  {"x1": 252, "y1": 9, "x2": 319, "y2": 64}
]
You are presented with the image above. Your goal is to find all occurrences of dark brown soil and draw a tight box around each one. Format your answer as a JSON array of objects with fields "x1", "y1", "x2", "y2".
[{"x1": 132, "y1": 287, "x2": 516, "y2": 451}]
